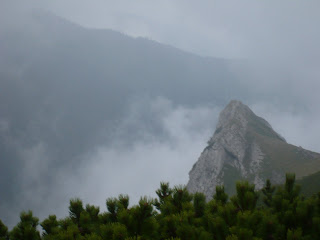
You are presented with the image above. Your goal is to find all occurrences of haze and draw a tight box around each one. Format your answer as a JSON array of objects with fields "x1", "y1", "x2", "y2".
[{"x1": 1, "y1": 0, "x2": 320, "y2": 228}]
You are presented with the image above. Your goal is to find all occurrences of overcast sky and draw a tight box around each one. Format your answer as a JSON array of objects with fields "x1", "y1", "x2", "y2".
[
  {"x1": 3, "y1": 0, "x2": 320, "y2": 59},
  {"x1": 23, "y1": 0, "x2": 320, "y2": 146},
  {"x1": 2, "y1": 0, "x2": 320, "y2": 228}
]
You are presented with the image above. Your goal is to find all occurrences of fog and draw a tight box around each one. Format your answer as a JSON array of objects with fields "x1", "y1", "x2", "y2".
[{"x1": 1, "y1": 1, "x2": 320, "y2": 228}]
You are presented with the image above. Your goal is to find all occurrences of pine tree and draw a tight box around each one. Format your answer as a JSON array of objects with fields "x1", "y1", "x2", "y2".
[
  {"x1": 6, "y1": 173, "x2": 320, "y2": 240},
  {"x1": 69, "y1": 198, "x2": 84, "y2": 226},
  {"x1": 262, "y1": 179, "x2": 275, "y2": 207},
  {"x1": 231, "y1": 181, "x2": 259, "y2": 211},
  {"x1": 131, "y1": 197, "x2": 159, "y2": 239},
  {"x1": 100, "y1": 222, "x2": 128, "y2": 240},
  {"x1": 79, "y1": 204, "x2": 100, "y2": 235},
  {"x1": 172, "y1": 186, "x2": 193, "y2": 214},
  {"x1": 41, "y1": 215, "x2": 59, "y2": 236},
  {"x1": 214, "y1": 185, "x2": 228, "y2": 205},
  {"x1": 10, "y1": 210, "x2": 41, "y2": 240},
  {"x1": 106, "y1": 197, "x2": 119, "y2": 222},
  {"x1": 0, "y1": 219, "x2": 8, "y2": 240},
  {"x1": 272, "y1": 173, "x2": 302, "y2": 237},
  {"x1": 118, "y1": 194, "x2": 129, "y2": 210},
  {"x1": 193, "y1": 192, "x2": 206, "y2": 218},
  {"x1": 154, "y1": 182, "x2": 173, "y2": 210},
  {"x1": 284, "y1": 173, "x2": 301, "y2": 203}
]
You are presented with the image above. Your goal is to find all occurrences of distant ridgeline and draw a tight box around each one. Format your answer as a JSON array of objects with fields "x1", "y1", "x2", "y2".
[
  {"x1": 1, "y1": 174, "x2": 320, "y2": 240},
  {"x1": 187, "y1": 100, "x2": 320, "y2": 198}
]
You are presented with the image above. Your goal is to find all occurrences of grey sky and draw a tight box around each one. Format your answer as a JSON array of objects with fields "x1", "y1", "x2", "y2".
[
  {"x1": 15, "y1": 0, "x2": 318, "y2": 154},
  {"x1": 3, "y1": 0, "x2": 320, "y2": 59}
]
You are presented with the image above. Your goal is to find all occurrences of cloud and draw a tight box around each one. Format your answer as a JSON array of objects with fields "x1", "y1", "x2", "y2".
[
  {"x1": 4, "y1": 97, "x2": 219, "y2": 227},
  {"x1": 42, "y1": 97, "x2": 320, "y2": 224},
  {"x1": 54, "y1": 97, "x2": 219, "y2": 211},
  {"x1": 4, "y1": 95, "x2": 320, "y2": 229}
]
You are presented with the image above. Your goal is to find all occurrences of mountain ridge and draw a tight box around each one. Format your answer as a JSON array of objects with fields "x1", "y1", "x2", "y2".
[
  {"x1": 187, "y1": 100, "x2": 320, "y2": 198},
  {"x1": 0, "y1": 10, "x2": 248, "y2": 226}
]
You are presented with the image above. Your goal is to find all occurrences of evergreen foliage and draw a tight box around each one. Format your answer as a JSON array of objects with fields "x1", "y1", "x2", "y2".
[
  {"x1": 214, "y1": 186, "x2": 228, "y2": 205},
  {"x1": 9, "y1": 210, "x2": 40, "y2": 240},
  {"x1": 0, "y1": 219, "x2": 8, "y2": 240},
  {"x1": 261, "y1": 179, "x2": 275, "y2": 207},
  {"x1": 1, "y1": 173, "x2": 320, "y2": 239}
]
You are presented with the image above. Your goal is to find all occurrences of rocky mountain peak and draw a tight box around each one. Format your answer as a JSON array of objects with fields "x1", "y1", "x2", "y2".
[
  {"x1": 187, "y1": 100, "x2": 320, "y2": 199},
  {"x1": 217, "y1": 100, "x2": 253, "y2": 128},
  {"x1": 209, "y1": 100, "x2": 285, "y2": 146}
]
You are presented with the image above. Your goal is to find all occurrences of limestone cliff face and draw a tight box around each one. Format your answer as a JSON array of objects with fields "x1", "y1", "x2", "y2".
[{"x1": 187, "y1": 100, "x2": 320, "y2": 198}]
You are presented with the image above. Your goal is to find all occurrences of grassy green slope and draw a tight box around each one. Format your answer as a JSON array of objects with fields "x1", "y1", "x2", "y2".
[
  {"x1": 246, "y1": 111, "x2": 320, "y2": 180},
  {"x1": 256, "y1": 134, "x2": 320, "y2": 178},
  {"x1": 297, "y1": 171, "x2": 320, "y2": 197}
]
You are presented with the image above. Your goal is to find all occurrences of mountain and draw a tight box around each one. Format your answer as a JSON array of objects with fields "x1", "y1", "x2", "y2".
[
  {"x1": 0, "y1": 10, "x2": 317, "y2": 227},
  {"x1": 187, "y1": 100, "x2": 320, "y2": 198},
  {"x1": 297, "y1": 171, "x2": 320, "y2": 197},
  {"x1": 1, "y1": 10, "x2": 249, "y2": 226},
  {"x1": 0, "y1": 10, "x2": 246, "y2": 158}
]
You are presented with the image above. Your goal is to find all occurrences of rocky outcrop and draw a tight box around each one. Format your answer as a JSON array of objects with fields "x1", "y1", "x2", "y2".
[{"x1": 187, "y1": 100, "x2": 320, "y2": 199}]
